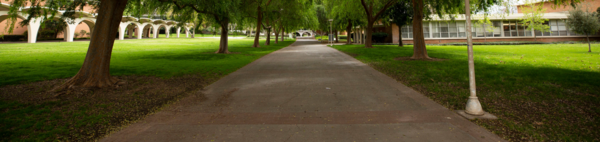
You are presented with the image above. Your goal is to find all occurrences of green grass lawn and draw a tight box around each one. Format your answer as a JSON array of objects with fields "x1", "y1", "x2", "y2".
[
  {"x1": 332, "y1": 44, "x2": 600, "y2": 141},
  {"x1": 1, "y1": 38, "x2": 294, "y2": 86},
  {"x1": 0, "y1": 38, "x2": 295, "y2": 141}
]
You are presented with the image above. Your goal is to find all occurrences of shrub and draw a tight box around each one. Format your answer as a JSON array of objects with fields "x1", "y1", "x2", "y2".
[{"x1": 371, "y1": 32, "x2": 388, "y2": 43}]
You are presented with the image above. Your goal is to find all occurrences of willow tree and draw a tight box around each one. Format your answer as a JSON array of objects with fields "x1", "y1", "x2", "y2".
[
  {"x1": 381, "y1": 0, "x2": 413, "y2": 47},
  {"x1": 358, "y1": 0, "x2": 397, "y2": 48},
  {"x1": 327, "y1": 0, "x2": 366, "y2": 44},
  {"x1": 272, "y1": 0, "x2": 316, "y2": 43},
  {"x1": 148, "y1": 0, "x2": 243, "y2": 53},
  {"x1": 327, "y1": 0, "x2": 395, "y2": 48}
]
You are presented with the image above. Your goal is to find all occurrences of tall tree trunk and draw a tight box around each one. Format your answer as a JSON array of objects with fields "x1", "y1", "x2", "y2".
[
  {"x1": 275, "y1": 27, "x2": 279, "y2": 44},
  {"x1": 216, "y1": 19, "x2": 230, "y2": 54},
  {"x1": 365, "y1": 20, "x2": 374, "y2": 48},
  {"x1": 410, "y1": 0, "x2": 430, "y2": 59},
  {"x1": 335, "y1": 30, "x2": 339, "y2": 43},
  {"x1": 346, "y1": 21, "x2": 352, "y2": 44},
  {"x1": 398, "y1": 25, "x2": 403, "y2": 47},
  {"x1": 265, "y1": 28, "x2": 271, "y2": 45},
  {"x1": 253, "y1": 6, "x2": 262, "y2": 47},
  {"x1": 587, "y1": 34, "x2": 591, "y2": 52},
  {"x1": 53, "y1": 0, "x2": 128, "y2": 91},
  {"x1": 281, "y1": 27, "x2": 285, "y2": 41}
]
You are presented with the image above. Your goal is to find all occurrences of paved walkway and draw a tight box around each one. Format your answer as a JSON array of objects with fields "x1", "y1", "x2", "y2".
[{"x1": 101, "y1": 39, "x2": 504, "y2": 142}]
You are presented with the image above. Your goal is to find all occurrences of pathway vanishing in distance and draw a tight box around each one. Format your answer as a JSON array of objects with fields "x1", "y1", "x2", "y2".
[{"x1": 101, "y1": 39, "x2": 504, "y2": 142}]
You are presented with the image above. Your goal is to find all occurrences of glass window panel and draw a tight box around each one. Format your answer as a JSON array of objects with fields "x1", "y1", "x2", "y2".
[
  {"x1": 534, "y1": 30, "x2": 543, "y2": 36},
  {"x1": 449, "y1": 22, "x2": 457, "y2": 33},
  {"x1": 457, "y1": 21, "x2": 465, "y2": 32},
  {"x1": 493, "y1": 21, "x2": 502, "y2": 37},
  {"x1": 503, "y1": 21, "x2": 511, "y2": 37},
  {"x1": 441, "y1": 33, "x2": 449, "y2": 37},
  {"x1": 558, "y1": 20, "x2": 567, "y2": 36},
  {"x1": 422, "y1": 22, "x2": 429, "y2": 38},
  {"x1": 440, "y1": 22, "x2": 449, "y2": 32},
  {"x1": 432, "y1": 22, "x2": 440, "y2": 38},
  {"x1": 550, "y1": 20, "x2": 559, "y2": 36}
]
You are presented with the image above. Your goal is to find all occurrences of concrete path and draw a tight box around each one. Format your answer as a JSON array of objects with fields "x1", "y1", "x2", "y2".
[{"x1": 101, "y1": 39, "x2": 504, "y2": 142}]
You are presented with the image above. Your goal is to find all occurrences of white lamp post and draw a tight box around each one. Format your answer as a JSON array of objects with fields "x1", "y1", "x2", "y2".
[{"x1": 458, "y1": 0, "x2": 496, "y2": 120}]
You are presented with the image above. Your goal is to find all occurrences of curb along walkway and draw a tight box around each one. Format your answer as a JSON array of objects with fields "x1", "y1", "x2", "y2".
[{"x1": 101, "y1": 39, "x2": 504, "y2": 142}]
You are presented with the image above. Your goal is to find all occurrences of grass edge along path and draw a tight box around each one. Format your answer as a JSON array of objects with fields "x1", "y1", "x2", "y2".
[
  {"x1": 331, "y1": 44, "x2": 600, "y2": 141},
  {"x1": 0, "y1": 38, "x2": 296, "y2": 141}
]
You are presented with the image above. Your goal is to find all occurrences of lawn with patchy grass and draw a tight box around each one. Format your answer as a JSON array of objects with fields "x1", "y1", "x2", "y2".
[
  {"x1": 0, "y1": 38, "x2": 295, "y2": 141},
  {"x1": 331, "y1": 44, "x2": 600, "y2": 141}
]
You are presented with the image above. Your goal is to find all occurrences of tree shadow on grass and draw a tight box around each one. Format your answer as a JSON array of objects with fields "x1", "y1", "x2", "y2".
[{"x1": 344, "y1": 45, "x2": 600, "y2": 141}]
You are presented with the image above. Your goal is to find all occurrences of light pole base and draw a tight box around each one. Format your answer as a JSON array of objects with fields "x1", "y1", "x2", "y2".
[{"x1": 456, "y1": 110, "x2": 497, "y2": 120}]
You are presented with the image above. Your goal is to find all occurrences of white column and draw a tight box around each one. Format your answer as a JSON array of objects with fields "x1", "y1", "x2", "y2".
[
  {"x1": 127, "y1": 25, "x2": 134, "y2": 38},
  {"x1": 185, "y1": 27, "x2": 190, "y2": 38},
  {"x1": 177, "y1": 27, "x2": 181, "y2": 38},
  {"x1": 118, "y1": 22, "x2": 129, "y2": 40},
  {"x1": 152, "y1": 25, "x2": 160, "y2": 38},
  {"x1": 137, "y1": 24, "x2": 144, "y2": 39},
  {"x1": 191, "y1": 27, "x2": 195, "y2": 38},
  {"x1": 165, "y1": 26, "x2": 171, "y2": 38},
  {"x1": 27, "y1": 18, "x2": 42, "y2": 43},
  {"x1": 64, "y1": 20, "x2": 78, "y2": 42}
]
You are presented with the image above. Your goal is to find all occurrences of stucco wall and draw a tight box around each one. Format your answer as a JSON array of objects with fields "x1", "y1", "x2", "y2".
[{"x1": 0, "y1": 18, "x2": 28, "y2": 36}]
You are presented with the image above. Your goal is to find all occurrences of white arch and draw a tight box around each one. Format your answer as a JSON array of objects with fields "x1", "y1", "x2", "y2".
[
  {"x1": 118, "y1": 21, "x2": 132, "y2": 40},
  {"x1": 2, "y1": 2, "x2": 190, "y2": 43},
  {"x1": 64, "y1": 18, "x2": 96, "y2": 42},
  {"x1": 137, "y1": 23, "x2": 153, "y2": 39},
  {"x1": 152, "y1": 24, "x2": 162, "y2": 38},
  {"x1": 165, "y1": 25, "x2": 173, "y2": 38}
]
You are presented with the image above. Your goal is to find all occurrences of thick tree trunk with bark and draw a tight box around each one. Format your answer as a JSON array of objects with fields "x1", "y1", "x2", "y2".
[
  {"x1": 410, "y1": 0, "x2": 431, "y2": 59},
  {"x1": 365, "y1": 21, "x2": 374, "y2": 48},
  {"x1": 281, "y1": 27, "x2": 285, "y2": 41},
  {"x1": 265, "y1": 27, "x2": 271, "y2": 45},
  {"x1": 346, "y1": 21, "x2": 352, "y2": 44},
  {"x1": 398, "y1": 26, "x2": 403, "y2": 47},
  {"x1": 253, "y1": 6, "x2": 262, "y2": 47},
  {"x1": 216, "y1": 19, "x2": 230, "y2": 54},
  {"x1": 275, "y1": 28, "x2": 279, "y2": 44},
  {"x1": 53, "y1": 0, "x2": 128, "y2": 91}
]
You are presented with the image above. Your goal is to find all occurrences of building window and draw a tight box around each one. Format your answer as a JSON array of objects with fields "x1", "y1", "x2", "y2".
[
  {"x1": 440, "y1": 22, "x2": 449, "y2": 37},
  {"x1": 492, "y1": 21, "x2": 502, "y2": 37},
  {"x1": 557, "y1": 20, "x2": 567, "y2": 36},
  {"x1": 401, "y1": 24, "x2": 413, "y2": 38},
  {"x1": 423, "y1": 22, "x2": 430, "y2": 38},
  {"x1": 431, "y1": 22, "x2": 440, "y2": 38},
  {"x1": 550, "y1": 20, "x2": 559, "y2": 36},
  {"x1": 457, "y1": 21, "x2": 466, "y2": 37}
]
